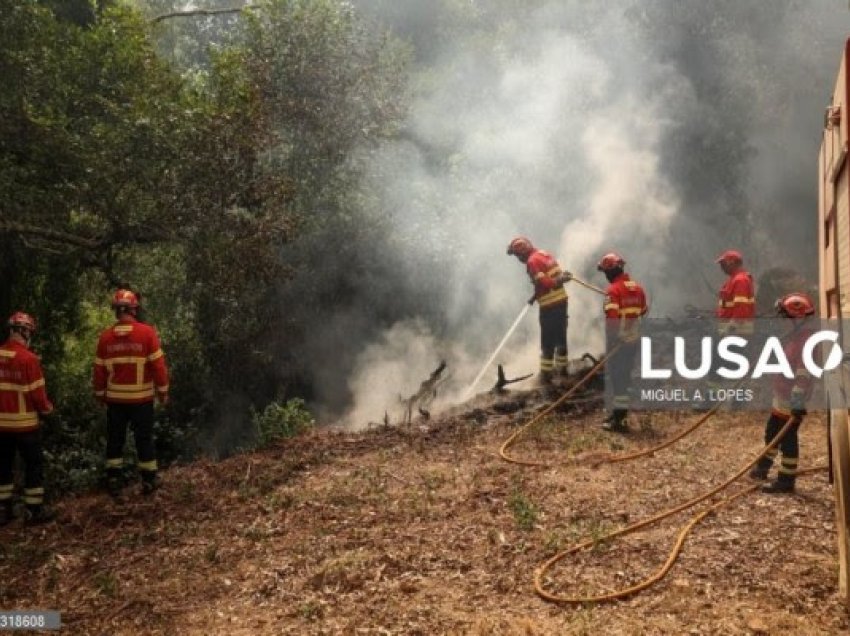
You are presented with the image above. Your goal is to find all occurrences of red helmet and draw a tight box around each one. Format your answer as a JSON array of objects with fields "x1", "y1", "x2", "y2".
[
  {"x1": 8, "y1": 311, "x2": 36, "y2": 332},
  {"x1": 597, "y1": 252, "x2": 626, "y2": 272},
  {"x1": 775, "y1": 292, "x2": 815, "y2": 318},
  {"x1": 715, "y1": 249, "x2": 743, "y2": 265},
  {"x1": 506, "y1": 236, "x2": 534, "y2": 258},
  {"x1": 112, "y1": 289, "x2": 140, "y2": 309}
]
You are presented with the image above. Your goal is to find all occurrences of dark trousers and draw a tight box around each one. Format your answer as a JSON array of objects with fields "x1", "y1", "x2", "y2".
[
  {"x1": 607, "y1": 340, "x2": 637, "y2": 411},
  {"x1": 0, "y1": 430, "x2": 45, "y2": 506},
  {"x1": 106, "y1": 402, "x2": 157, "y2": 479},
  {"x1": 539, "y1": 302, "x2": 568, "y2": 373},
  {"x1": 756, "y1": 412, "x2": 800, "y2": 481}
]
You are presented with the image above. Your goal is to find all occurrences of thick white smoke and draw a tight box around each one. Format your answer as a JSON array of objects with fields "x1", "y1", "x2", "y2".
[{"x1": 339, "y1": 0, "x2": 850, "y2": 429}]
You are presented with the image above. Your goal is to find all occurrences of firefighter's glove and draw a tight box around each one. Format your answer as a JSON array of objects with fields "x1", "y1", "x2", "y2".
[
  {"x1": 558, "y1": 271, "x2": 573, "y2": 285},
  {"x1": 791, "y1": 409, "x2": 806, "y2": 421},
  {"x1": 527, "y1": 293, "x2": 536, "y2": 306}
]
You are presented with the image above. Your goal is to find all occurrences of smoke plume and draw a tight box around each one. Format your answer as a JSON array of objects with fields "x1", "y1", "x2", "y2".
[{"x1": 323, "y1": 0, "x2": 850, "y2": 427}]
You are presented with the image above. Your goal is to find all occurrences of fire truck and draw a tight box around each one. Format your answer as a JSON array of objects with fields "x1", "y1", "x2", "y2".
[{"x1": 818, "y1": 37, "x2": 850, "y2": 606}]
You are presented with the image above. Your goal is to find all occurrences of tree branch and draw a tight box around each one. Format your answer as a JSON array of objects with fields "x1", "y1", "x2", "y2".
[
  {"x1": 0, "y1": 221, "x2": 102, "y2": 250},
  {"x1": 151, "y1": 7, "x2": 250, "y2": 23}
]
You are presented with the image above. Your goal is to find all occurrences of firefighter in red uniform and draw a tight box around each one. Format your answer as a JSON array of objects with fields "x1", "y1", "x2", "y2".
[
  {"x1": 748, "y1": 293, "x2": 815, "y2": 493},
  {"x1": 696, "y1": 249, "x2": 758, "y2": 409},
  {"x1": 507, "y1": 237, "x2": 571, "y2": 383},
  {"x1": 715, "y1": 250, "x2": 755, "y2": 335},
  {"x1": 0, "y1": 312, "x2": 55, "y2": 524},
  {"x1": 94, "y1": 290, "x2": 169, "y2": 498},
  {"x1": 597, "y1": 253, "x2": 648, "y2": 432}
]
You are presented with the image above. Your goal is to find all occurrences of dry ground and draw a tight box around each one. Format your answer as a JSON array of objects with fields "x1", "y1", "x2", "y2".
[{"x1": 1, "y1": 389, "x2": 847, "y2": 635}]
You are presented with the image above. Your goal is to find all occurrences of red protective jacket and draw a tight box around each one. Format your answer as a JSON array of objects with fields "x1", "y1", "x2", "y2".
[
  {"x1": 0, "y1": 339, "x2": 53, "y2": 432},
  {"x1": 716, "y1": 268, "x2": 755, "y2": 334},
  {"x1": 526, "y1": 249, "x2": 567, "y2": 308},
  {"x1": 93, "y1": 317, "x2": 169, "y2": 404},
  {"x1": 603, "y1": 273, "x2": 648, "y2": 342},
  {"x1": 772, "y1": 326, "x2": 815, "y2": 415}
]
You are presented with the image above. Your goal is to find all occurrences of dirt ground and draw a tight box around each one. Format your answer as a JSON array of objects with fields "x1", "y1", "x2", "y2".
[{"x1": 1, "y1": 388, "x2": 847, "y2": 635}]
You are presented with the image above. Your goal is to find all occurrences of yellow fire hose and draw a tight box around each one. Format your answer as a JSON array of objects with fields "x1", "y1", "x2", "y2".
[
  {"x1": 568, "y1": 276, "x2": 607, "y2": 296},
  {"x1": 499, "y1": 345, "x2": 725, "y2": 468},
  {"x1": 499, "y1": 345, "x2": 621, "y2": 467},
  {"x1": 534, "y1": 415, "x2": 826, "y2": 604},
  {"x1": 495, "y1": 352, "x2": 826, "y2": 603}
]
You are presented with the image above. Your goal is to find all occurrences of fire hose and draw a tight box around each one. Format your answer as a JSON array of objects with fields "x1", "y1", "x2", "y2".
[
  {"x1": 496, "y1": 348, "x2": 828, "y2": 603},
  {"x1": 498, "y1": 345, "x2": 621, "y2": 467},
  {"x1": 567, "y1": 275, "x2": 607, "y2": 296},
  {"x1": 494, "y1": 310, "x2": 833, "y2": 602},
  {"x1": 498, "y1": 344, "x2": 723, "y2": 468},
  {"x1": 534, "y1": 415, "x2": 825, "y2": 603}
]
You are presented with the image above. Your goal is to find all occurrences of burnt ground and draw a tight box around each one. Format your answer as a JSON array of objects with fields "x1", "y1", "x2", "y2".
[{"x1": 0, "y1": 387, "x2": 847, "y2": 635}]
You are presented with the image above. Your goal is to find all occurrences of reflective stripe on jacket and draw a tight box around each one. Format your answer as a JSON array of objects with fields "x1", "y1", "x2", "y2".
[
  {"x1": 93, "y1": 317, "x2": 169, "y2": 404},
  {"x1": 717, "y1": 269, "x2": 755, "y2": 334},
  {"x1": 526, "y1": 249, "x2": 568, "y2": 308},
  {"x1": 604, "y1": 273, "x2": 648, "y2": 342},
  {"x1": 0, "y1": 339, "x2": 53, "y2": 432}
]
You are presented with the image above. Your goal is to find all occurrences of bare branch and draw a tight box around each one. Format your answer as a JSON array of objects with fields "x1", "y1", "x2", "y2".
[{"x1": 151, "y1": 7, "x2": 250, "y2": 23}]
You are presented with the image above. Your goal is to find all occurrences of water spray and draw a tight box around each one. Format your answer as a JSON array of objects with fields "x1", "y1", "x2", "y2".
[{"x1": 463, "y1": 303, "x2": 531, "y2": 398}]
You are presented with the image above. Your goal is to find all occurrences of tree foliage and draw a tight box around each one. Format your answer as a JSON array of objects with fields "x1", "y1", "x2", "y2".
[{"x1": 0, "y1": 0, "x2": 411, "y2": 489}]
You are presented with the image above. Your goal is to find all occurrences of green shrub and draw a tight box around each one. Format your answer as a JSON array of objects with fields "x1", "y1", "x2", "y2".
[{"x1": 252, "y1": 398, "x2": 314, "y2": 448}]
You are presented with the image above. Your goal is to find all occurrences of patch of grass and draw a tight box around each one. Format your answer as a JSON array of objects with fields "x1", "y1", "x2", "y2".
[
  {"x1": 508, "y1": 490, "x2": 538, "y2": 531},
  {"x1": 559, "y1": 516, "x2": 616, "y2": 551},
  {"x1": 543, "y1": 531, "x2": 567, "y2": 555},
  {"x1": 93, "y1": 571, "x2": 118, "y2": 598},
  {"x1": 267, "y1": 491, "x2": 297, "y2": 511},
  {"x1": 564, "y1": 430, "x2": 608, "y2": 455},
  {"x1": 298, "y1": 601, "x2": 323, "y2": 621},
  {"x1": 588, "y1": 519, "x2": 615, "y2": 553}
]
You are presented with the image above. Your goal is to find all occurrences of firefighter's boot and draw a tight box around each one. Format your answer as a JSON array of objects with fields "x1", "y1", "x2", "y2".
[
  {"x1": 24, "y1": 504, "x2": 56, "y2": 525},
  {"x1": 761, "y1": 475, "x2": 795, "y2": 494},
  {"x1": 0, "y1": 500, "x2": 13, "y2": 526},
  {"x1": 602, "y1": 409, "x2": 629, "y2": 433}
]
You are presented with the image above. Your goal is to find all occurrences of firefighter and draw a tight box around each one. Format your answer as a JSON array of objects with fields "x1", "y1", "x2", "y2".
[
  {"x1": 692, "y1": 249, "x2": 759, "y2": 410},
  {"x1": 93, "y1": 290, "x2": 169, "y2": 498},
  {"x1": 597, "y1": 253, "x2": 648, "y2": 432},
  {"x1": 715, "y1": 249, "x2": 755, "y2": 336},
  {"x1": 0, "y1": 312, "x2": 55, "y2": 525},
  {"x1": 748, "y1": 293, "x2": 815, "y2": 494},
  {"x1": 507, "y1": 237, "x2": 571, "y2": 384}
]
